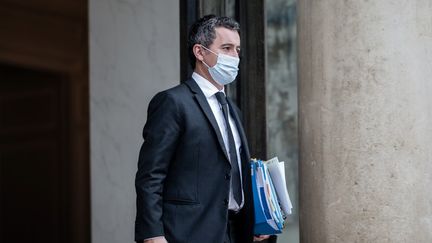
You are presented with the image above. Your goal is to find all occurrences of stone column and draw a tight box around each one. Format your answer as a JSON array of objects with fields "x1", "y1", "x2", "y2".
[{"x1": 298, "y1": 0, "x2": 432, "y2": 242}]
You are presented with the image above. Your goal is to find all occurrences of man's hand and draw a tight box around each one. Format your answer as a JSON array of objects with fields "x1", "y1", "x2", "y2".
[
  {"x1": 253, "y1": 235, "x2": 270, "y2": 242},
  {"x1": 143, "y1": 236, "x2": 168, "y2": 243}
]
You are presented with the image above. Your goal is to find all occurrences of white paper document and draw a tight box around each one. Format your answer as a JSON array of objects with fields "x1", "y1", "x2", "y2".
[{"x1": 265, "y1": 157, "x2": 293, "y2": 216}]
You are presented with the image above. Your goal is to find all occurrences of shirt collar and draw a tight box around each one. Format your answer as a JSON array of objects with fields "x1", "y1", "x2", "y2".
[{"x1": 192, "y1": 72, "x2": 225, "y2": 98}]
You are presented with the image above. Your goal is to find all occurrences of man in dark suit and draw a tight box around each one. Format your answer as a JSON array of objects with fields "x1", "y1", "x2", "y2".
[{"x1": 135, "y1": 15, "x2": 269, "y2": 243}]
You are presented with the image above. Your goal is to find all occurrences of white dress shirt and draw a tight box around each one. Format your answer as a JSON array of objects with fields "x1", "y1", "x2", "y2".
[{"x1": 192, "y1": 72, "x2": 244, "y2": 211}]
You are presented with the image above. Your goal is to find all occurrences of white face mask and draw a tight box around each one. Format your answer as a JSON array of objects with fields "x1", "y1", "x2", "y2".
[{"x1": 201, "y1": 45, "x2": 240, "y2": 85}]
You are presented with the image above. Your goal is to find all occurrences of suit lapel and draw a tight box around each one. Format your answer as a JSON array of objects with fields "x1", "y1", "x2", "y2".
[{"x1": 184, "y1": 79, "x2": 230, "y2": 162}]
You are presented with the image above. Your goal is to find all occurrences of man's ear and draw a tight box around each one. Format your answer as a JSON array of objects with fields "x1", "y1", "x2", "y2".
[{"x1": 193, "y1": 44, "x2": 205, "y2": 62}]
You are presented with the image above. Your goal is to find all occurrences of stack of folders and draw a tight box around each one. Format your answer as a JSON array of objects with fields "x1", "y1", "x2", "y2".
[{"x1": 251, "y1": 157, "x2": 293, "y2": 235}]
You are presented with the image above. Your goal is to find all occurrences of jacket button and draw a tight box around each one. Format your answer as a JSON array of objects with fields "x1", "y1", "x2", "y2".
[{"x1": 223, "y1": 199, "x2": 229, "y2": 206}]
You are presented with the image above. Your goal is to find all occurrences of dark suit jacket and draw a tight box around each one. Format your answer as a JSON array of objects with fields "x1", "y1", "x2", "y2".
[{"x1": 135, "y1": 78, "x2": 254, "y2": 243}]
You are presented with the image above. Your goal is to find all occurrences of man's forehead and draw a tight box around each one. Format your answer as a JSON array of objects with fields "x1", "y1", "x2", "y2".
[{"x1": 214, "y1": 27, "x2": 240, "y2": 45}]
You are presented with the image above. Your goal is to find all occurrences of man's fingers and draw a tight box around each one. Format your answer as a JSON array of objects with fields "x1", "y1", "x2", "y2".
[{"x1": 253, "y1": 235, "x2": 270, "y2": 241}]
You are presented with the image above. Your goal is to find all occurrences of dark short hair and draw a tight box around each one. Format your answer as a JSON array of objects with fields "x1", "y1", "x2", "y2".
[{"x1": 187, "y1": 15, "x2": 240, "y2": 69}]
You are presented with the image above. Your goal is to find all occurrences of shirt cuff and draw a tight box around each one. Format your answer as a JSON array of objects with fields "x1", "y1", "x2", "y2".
[{"x1": 143, "y1": 236, "x2": 165, "y2": 242}]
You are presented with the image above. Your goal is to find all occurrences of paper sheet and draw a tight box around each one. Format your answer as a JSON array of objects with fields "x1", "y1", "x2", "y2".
[{"x1": 265, "y1": 157, "x2": 293, "y2": 215}]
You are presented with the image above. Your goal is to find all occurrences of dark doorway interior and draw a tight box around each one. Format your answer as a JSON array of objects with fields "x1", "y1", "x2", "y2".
[{"x1": 0, "y1": 65, "x2": 70, "y2": 243}]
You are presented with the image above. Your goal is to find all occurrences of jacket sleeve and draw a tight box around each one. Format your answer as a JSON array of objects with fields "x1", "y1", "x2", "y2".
[{"x1": 135, "y1": 91, "x2": 181, "y2": 241}]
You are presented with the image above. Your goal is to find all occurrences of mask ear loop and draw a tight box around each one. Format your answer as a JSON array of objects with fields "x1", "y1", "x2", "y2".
[
  {"x1": 200, "y1": 45, "x2": 217, "y2": 68},
  {"x1": 202, "y1": 60, "x2": 211, "y2": 68},
  {"x1": 200, "y1": 45, "x2": 218, "y2": 56}
]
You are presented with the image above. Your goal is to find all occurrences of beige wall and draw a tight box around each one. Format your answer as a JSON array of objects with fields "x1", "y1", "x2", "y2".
[{"x1": 89, "y1": 0, "x2": 179, "y2": 242}]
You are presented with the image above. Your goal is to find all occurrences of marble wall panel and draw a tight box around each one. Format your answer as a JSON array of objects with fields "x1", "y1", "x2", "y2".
[{"x1": 89, "y1": 0, "x2": 179, "y2": 242}]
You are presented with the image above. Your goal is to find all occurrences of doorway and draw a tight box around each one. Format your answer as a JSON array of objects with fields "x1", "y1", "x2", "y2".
[
  {"x1": 0, "y1": 65, "x2": 71, "y2": 243},
  {"x1": 0, "y1": 0, "x2": 90, "y2": 242}
]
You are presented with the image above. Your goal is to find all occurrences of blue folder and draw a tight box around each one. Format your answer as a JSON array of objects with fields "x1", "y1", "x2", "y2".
[{"x1": 251, "y1": 159, "x2": 284, "y2": 235}]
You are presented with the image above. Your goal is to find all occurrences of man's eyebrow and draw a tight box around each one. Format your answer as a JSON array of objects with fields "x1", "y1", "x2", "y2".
[{"x1": 220, "y1": 43, "x2": 240, "y2": 48}]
